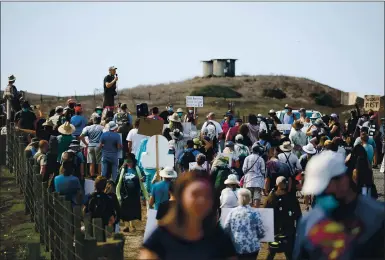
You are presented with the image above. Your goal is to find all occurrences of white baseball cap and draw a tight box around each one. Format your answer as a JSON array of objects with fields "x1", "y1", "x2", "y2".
[
  {"x1": 302, "y1": 151, "x2": 347, "y2": 196},
  {"x1": 276, "y1": 176, "x2": 287, "y2": 186}
]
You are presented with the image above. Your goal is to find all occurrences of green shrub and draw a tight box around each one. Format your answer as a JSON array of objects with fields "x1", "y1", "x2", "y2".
[
  {"x1": 314, "y1": 93, "x2": 334, "y2": 107},
  {"x1": 190, "y1": 85, "x2": 242, "y2": 98},
  {"x1": 262, "y1": 88, "x2": 287, "y2": 99}
]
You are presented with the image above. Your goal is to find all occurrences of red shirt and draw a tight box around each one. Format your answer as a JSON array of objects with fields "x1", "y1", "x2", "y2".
[{"x1": 147, "y1": 115, "x2": 164, "y2": 121}]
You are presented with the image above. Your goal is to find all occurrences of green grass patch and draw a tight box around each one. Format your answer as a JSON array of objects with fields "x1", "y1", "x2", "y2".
[{"x1": 191, "y1": 85, "x2": 242, "y2": 98}]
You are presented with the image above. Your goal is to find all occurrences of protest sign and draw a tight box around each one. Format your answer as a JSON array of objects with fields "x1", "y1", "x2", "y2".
[
  {"x1": 364, "y1": 95, "x2": 381, "y2": 111},
  {"x1": 143, "y1": 209, "x2": 158, "y2": 242},
  {"x1": 277, "y1": 124, "x2": 292, "y2": 131},
  {"x1": 186, "y1": 96, "x2": 204, "y2": 108},
  {"x1": 141, "y1": 135, "x2": 174, "y2": 170},
  {"x1": 138, "y1": 118, "x2": 164, "y2": 136},
  {"x1": 220, "y1": 208, "x2": 274, "y2": 242}
]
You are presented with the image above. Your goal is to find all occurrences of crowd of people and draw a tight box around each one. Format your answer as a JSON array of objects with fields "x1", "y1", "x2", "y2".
[{"x1": 2, "y1": 72, "x2": 385, "y2": 260}]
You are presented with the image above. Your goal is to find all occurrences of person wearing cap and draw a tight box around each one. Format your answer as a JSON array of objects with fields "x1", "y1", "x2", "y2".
[
  {"x1": 48, "y1": 106, "x2": 63, "y2": 127},
  {"x1": 293, "y1": 151, "x2": 385, "y2": 260},
  {"x1": 266, "y1": 109, "x2": 281, "y2": 132},
  {"x1": 282, "y1": 104, "x2": 296, "y2": 136},
  {"x1": 90, "y1": 106, "x2": 103, "y2": 124},
  {"x1": 354, "y1": 127, "x2": 377, "y2": 166},
  {"x1": 66, "y1": 140, "x2": 85, "y2": 182},
  {"x1": 33, "y1": 140, "x2": 49, "y2": 180},
  {"x1": 25, "y1": 137, "x2": 40, "y2": 158},
  {"x1": 103, "y1": 66, "x2": 118, "y2": 108},
  {"x1": 183, "y1": 107, "x2": 197, "y2": 127},
  {"x1": 3, "y1": 74, "x2": 22, "y2": 120},
  {"x1": 190, "y1": 153, "x2": 209, "y2": 176},
  {"x1": 148, "y1": 167, "x2": 177, "y2": 210},
  {"x1": 223, "y1": 141, "x2": 241, "y2": 170},
  {"x1": 163, "y1": 113, "x2": 184, "y2": 141},
  {"x1": 223, "y1": 188, "x2": 265, "y2": 259},
  {"x1": 99, "y1": 121, "x2": 122, "y2": 182},
  {"x1": 265, "y1": 176, "x2": 302, "y2": 260},
  {"x1": 70, "y1": 106, "x2": 88, "y2": 138},
  {"x1": 14, "y1": 100, "x2": 37, "y2": 130},
  {"x1": 176, "y1": 108, "x2": 184, "y2": 120},
  {"x1": 234, "y1": 134, "x2": 251, "y2": 176}
]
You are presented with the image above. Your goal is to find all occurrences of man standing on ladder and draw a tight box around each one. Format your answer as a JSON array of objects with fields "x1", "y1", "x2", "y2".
[{"x1": 103, "y1": 66, "x2": 118, "y2": 113}]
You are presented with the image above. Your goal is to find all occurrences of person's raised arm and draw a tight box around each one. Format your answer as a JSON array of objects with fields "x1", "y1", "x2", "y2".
[{"x1": 105, "y1": 76, "x2": 117, "y2": 89}]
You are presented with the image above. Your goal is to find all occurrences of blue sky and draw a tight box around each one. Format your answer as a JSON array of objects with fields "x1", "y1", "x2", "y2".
[{"x1": 1, "y1": 2, "x2": 384, "y2": 97}]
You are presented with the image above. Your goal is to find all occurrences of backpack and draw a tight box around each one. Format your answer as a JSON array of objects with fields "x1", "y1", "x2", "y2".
[
  {"x1": 204, "y1": 121, "x2": 219, "y2": 151},
  {"x1": 182, "y1": 150, "x2": 196, "y2": 170},
  {"x1": 121, "y1": 172, "x2": 136, "y2": 200},
  {"x1": 88, "y1": 192, "x2": 111, "y2": 223},
  {"x1": 257, "y1": 140, "x2": 269, "y2": 162},
  {"x1": 214, "y1": 166, "x2": 231, "y2": 191}
]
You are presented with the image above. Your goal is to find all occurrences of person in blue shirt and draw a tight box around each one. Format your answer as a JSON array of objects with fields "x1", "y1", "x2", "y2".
[
  {"x1": 149, "y1": 167, "x2": 177, "y2": 210},
  {"x1": 178, "y1": 140, "x2": 201, "y2": 172},
  {"x1": 282, "y1": 104, "x2": 296, "y2": 136},
  {"x1": 354, "y1": 127, "x2": 377, "y2": 166},
  {"x1": 70, "y1": 106, "x2": 88, "y2": 138},
  {"x1": 99, "y1": 121, "x2": 122, "y2": 182},
  {"x1": 54, "y1": 151, "x2": 83, "y2": 206}
]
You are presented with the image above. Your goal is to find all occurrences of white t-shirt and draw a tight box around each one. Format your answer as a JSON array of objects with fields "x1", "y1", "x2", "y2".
[
  {"x1": 201, "y1": 120, "x2": 223, "y2": 138},
  {"x1": 220, "y1": 188, "x2": 239, "y2": 208},
  {"x1": 126, "y1": 128, "x2": 146, "y2": 156}
]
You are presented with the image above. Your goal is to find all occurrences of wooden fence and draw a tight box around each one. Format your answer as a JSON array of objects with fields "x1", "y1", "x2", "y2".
[{"x1": 6, "y1": 124, "x2": 125, "y2": 260}]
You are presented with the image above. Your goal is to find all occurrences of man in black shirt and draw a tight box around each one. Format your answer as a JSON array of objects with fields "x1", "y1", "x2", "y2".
[
  {"x1": 14, "y1": 101, "x2": 37, "y2": 130},
  {"x1": 103, "y1": 66, "x2": 118, "y2": 108}
]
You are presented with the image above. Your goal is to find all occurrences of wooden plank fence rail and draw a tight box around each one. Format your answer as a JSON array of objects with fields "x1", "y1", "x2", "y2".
[{"x1": 5, "y1": 127, "x2": 125, "y2": 259}]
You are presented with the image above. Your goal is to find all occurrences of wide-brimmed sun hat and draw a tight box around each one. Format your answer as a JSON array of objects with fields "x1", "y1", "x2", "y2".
[
  {"x1": 302, "y1": 143, "x2": 317, "y2": 155},
  {"x1": 224, "y1": 174, "x2": 240, "y2": 185},
  {"x1": 159, "y1": 167, "x2": 177, "y2": 179},
  {"x1": 302, "y1": 151, "x2": 347, "y2": 195},
  {"x1": 169, "y1": 113, "x2": 181, "y2": 123},
  {"x1": 280, "y1": 141, "x2": 294, "y2": 152},
  {"x1": 58, "y1": 122, "x2": 75, "y2": 135},
  {"x1": 310, "y1": 113, "x2": 318, "y2": 120},
  {"x1": 176, "y1": 108, "x2": 184, "y2": 113}
]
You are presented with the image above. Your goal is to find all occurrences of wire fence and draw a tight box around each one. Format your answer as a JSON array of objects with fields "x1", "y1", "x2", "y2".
[{"x1": 5, "y1": 123, "x2": 125, "y2": 260}]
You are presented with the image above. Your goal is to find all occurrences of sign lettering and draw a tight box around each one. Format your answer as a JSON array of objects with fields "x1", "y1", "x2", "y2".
[
  {"x1": 364, "y1": 95, "x2": 381, "y2": 112},
  {"x1": 186, "y1": 96, "x2": 204, "y2": 108}
]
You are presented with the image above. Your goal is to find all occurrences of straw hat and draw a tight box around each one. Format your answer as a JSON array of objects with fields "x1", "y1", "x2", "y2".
[
  {"x1": 302, "y1": 143, "x2": 317, "y2": 155},
  {"x1": 159, "y1": 167, "x2": 177, "y2": 179},
  {"x1": 169, "y1": 113, "x2": 181, "y2": 123},
  {"x1": 224, "y1": 174, "x2": 239, "y2": 185},
  {"x1": 58, "y1": 122, "x2": 75, "y2": 135},
  {"x1": 279, "y1": 141, "x2": 293, "y2": 152}
]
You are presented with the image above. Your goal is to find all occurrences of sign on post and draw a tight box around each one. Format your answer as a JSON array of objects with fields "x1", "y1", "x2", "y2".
[
  {"x1": 186, "y1": 96, "x2": 204, "y2": 108},
  {"x1": 364, "y1": 95, "x2": 381, "y2": 111}
]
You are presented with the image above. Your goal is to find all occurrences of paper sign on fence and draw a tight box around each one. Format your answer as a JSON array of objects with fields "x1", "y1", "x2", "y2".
[
  {"x1": 220, "y1": 208, "x2": 274, "y2": 242},
  {"x1": 277, "y1": 124, "x2": 292, "y2": 131},
  {"x1": 186, "y1": 96, "x2": 204, "y2": 108}
]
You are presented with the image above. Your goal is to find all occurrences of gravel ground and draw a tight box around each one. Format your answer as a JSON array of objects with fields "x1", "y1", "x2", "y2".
[{"x1": 373, "y1": 167, "x2": 384, "y2": 202}]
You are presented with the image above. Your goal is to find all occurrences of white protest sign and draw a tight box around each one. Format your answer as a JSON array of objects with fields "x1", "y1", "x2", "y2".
[
  {"x1": 189, "y1": 161, "x2": 208, "y2": 170},
  {"x1": 186, "y1": 96, "x2": 204, "y2": 108},
  {"x1": 182, "y1": 122, "x2": 192, "y2": 136},
  {"x1": 364, "y1": 95, "x2": 381, "y2": 112},
  {"x1": 84, "y1": 179, "x2": 95, "y2": 195},
  {"x1": 143, "y1": 209, "x2": 158, "y2": 242},
  {"x1": 277, "y1": 124, "x2": 292, "y2": 131},
  {"x1": 220, "y1": 208, "x2": 274, "y2": 242},
  {"x1": 141, "y1": 135, "x2": 174, "y2": 169}
]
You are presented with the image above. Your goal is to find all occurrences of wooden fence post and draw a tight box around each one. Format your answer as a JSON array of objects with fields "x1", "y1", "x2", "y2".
[
  {"x1": 57, "y1": 195, "x2": 66, "y2": 260},
  {"x1": 92, "y1": 218, "x2": 105, "y2": 242},
  {"x1": 27, "y1": 242, "x2": 41, "y2": 260},
  {"x1": 42, "y1": 181, "x2": 49, "y2": 252},
  {"x1": 52, "y1": 192, "x2": 60, "y2": 260},
  {"x1": 63, "y1": 200, "x2": 74, "y2": 260},
  {"x1": 73, "y1": 205, "x2": 84, "y2": 259}
]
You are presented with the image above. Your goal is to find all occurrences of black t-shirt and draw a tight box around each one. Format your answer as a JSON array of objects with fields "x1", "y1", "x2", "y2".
[
  {"x1": 103, "y1": 74, "x2": 116, "y2": 95},
  {"x1": 156, "y1": 200, "x2": 176, "y2": 220},
  {"x1": 143, "y1": 225, "x2": 236, "y2": 260},
  {"x1": 160, "y1": 111, "x2": 173, "y2": 124},
  {"x1": 15, "y1": 110, "x2": 37, "y2": 130}
]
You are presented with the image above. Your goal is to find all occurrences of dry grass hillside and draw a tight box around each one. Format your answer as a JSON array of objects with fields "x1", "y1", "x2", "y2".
[{"x1": 3, "y1": 75, "x2": 383, "y2": 121}]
